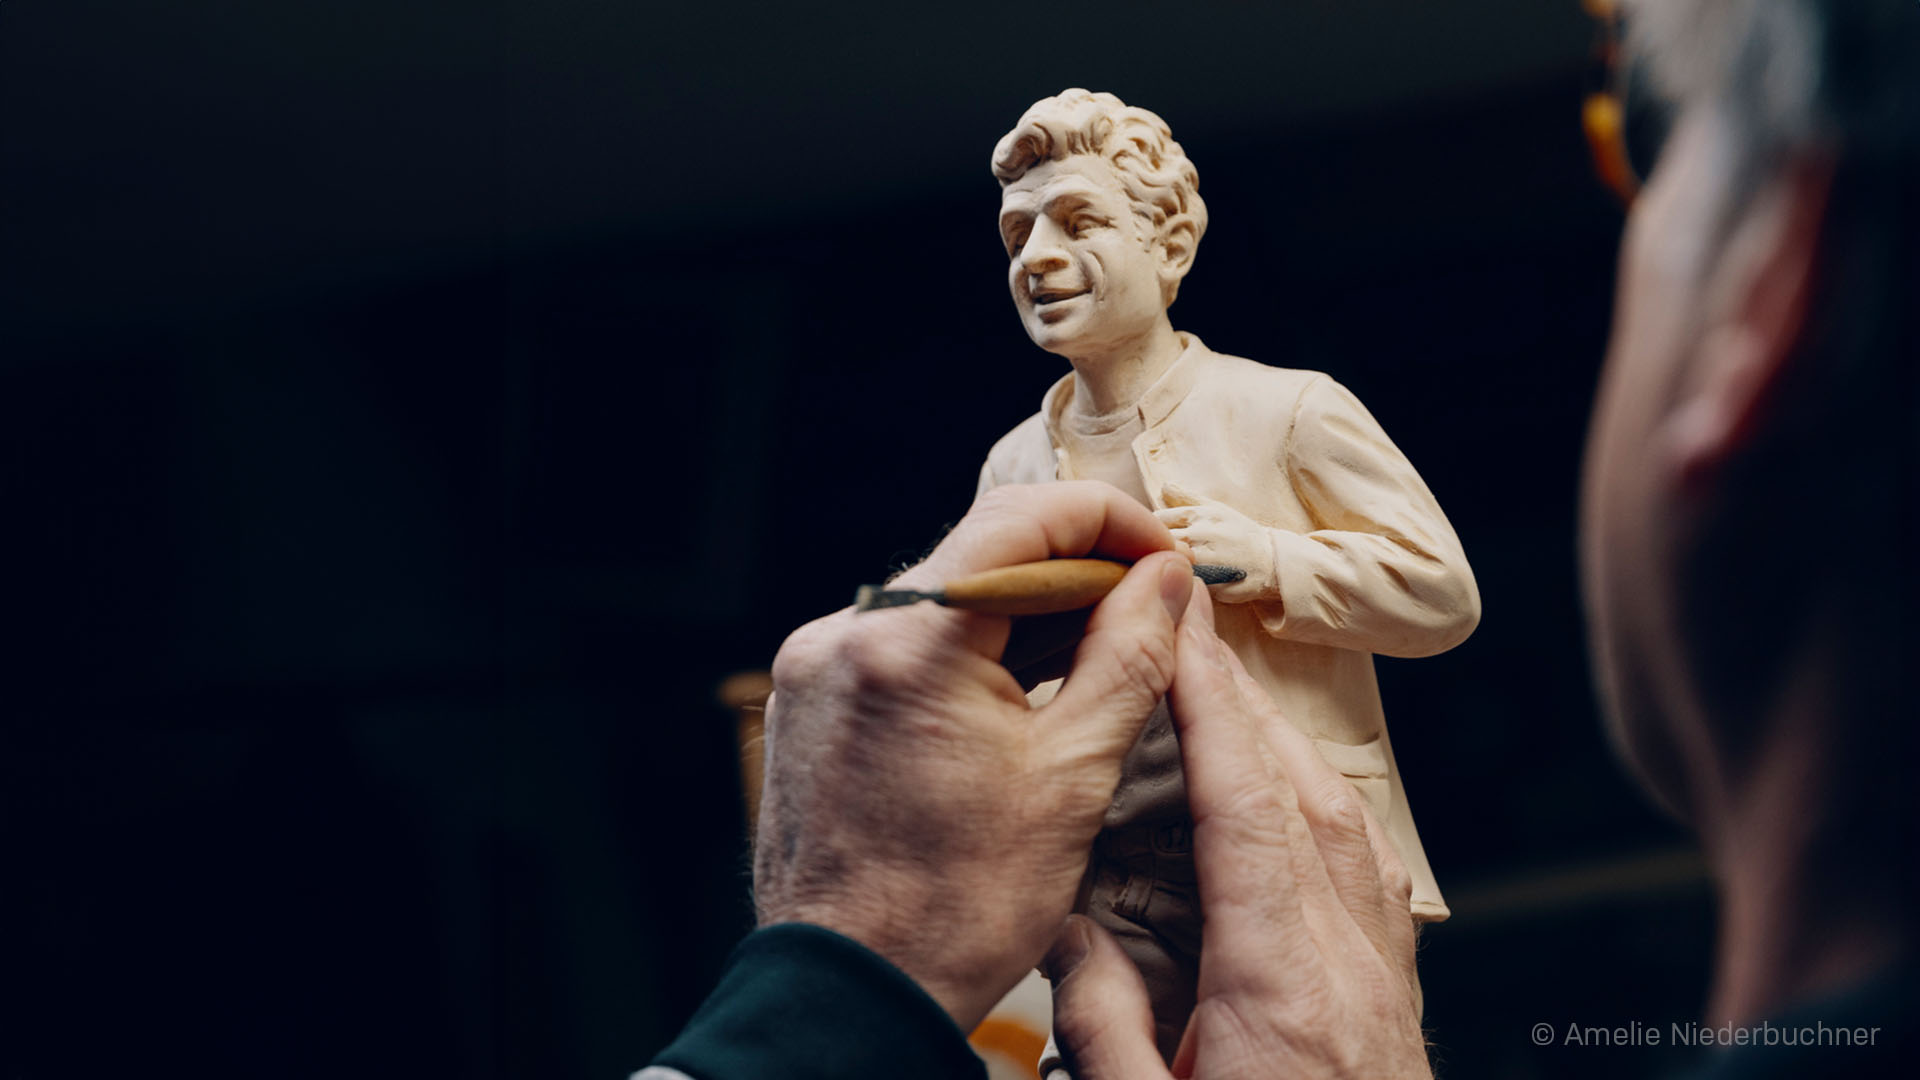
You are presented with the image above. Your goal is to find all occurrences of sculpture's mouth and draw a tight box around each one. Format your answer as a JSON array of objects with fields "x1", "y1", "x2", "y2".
[{"x1": 1031, "y1": 287, "x2": 1087, "y2": 306}]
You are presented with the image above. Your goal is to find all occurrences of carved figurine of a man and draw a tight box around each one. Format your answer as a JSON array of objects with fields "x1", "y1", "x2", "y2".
[{"x1": 975, "y1": 89, "x2": 1481, "y2": 1067}]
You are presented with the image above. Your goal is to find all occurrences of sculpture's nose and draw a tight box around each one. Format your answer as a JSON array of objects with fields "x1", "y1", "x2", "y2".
[{"x1": 1019, "y1": 218, "x2": 1070, "y2": 275}]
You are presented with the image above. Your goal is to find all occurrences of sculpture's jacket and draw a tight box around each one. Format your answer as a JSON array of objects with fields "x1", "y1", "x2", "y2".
[{"x1": 977, "y1": 334, "x2": 1479, "y2": 918}]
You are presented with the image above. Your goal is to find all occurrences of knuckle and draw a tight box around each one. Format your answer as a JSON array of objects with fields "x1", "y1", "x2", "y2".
[
  {"x1": 770, "y1": 611, "x2": 918, "y2": 707},
  {"x1": 971, "y1": 483, "x2": 1033, "y2": 518},
  {"x1": 932, "y1": 488, "x2": 1042, "y2": 568},
  {"x1": 1109, "y1": 628, "x2": 1178, "y2": 697},
  {"x1": 769, "y1": 613, "x2": 840, "y2": 687},
  {"x1": 1378, "y1": 845, "x2": 1415, "y2": 905},
  {"x1": 1309, "y1": 777, "x2": 1371, "y2": 844},
  {"x1": 837, "y1": 620, "x2": 916, "y2": 690}
]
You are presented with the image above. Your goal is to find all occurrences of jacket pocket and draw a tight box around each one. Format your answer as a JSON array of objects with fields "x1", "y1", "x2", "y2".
[{"x1": 1311, "y1": 735, "x2": 1391, "y2": 824}]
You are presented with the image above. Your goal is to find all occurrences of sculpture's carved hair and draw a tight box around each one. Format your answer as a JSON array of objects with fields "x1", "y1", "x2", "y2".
[{"x1": 991, "y1": 89, "x2": 1207, "y2": 298}]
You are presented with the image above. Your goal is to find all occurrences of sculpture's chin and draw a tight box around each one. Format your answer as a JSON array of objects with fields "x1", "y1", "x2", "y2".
[{"x1": 1024, "y1": 321, "x2": 1081, "y2": 358}]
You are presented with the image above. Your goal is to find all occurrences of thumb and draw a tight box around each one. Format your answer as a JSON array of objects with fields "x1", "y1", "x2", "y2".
[
  {"x1": 1044, "y1": 917, "x2": 1171, "y2": 1080},
  {"x1": 1037, "y1": 553, "x2": 1190, "y2": 758}
]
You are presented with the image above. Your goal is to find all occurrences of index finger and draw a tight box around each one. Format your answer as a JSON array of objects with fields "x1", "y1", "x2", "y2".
[
  {"x1": 1219, "y1": 649, "x2": 1405, "y2": 979},
  {"x1": 892, "y1": 481, "x2": 1175, "y2": 592},
  {"x1": 1166, "y1": 611, "x2": 1320, "y2": 995}
]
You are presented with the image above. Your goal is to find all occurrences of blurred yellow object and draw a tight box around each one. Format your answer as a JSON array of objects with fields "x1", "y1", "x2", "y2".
[
  {"x1": 1583, "y1": 91, "x2": 1641, "y2": 204},
  {"x1": 717, "y1": 670, "x2": 773, "y2": 824},
  {"x1": 970, "y1": 1019, "x2": 1046, "y2": 1079},
  {"x1": 970, "y1": 970, "x2": 1053, "y2": 1079}
]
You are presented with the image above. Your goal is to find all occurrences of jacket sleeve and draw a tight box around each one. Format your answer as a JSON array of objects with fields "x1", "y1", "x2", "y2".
[
  {"x1": 646, "y1": 923, "x2": 987, "y2": 1080},
  {"x1": 1246, "y1": 376, "x2": 1480, "y2": 658}
]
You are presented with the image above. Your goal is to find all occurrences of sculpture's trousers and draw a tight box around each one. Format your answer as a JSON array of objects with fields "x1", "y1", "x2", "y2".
[
  {"x1": 1035, "y1": 790, "x2": 1429, "y2": 1079},
  {"x1": 1040, "y1": 818, "x2": 1201, "y2": 1075}
]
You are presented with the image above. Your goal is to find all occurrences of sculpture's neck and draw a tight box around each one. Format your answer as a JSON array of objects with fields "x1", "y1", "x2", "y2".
[{"x1": 1065, "y1": 320, "x2": 1185, "y2": 418}]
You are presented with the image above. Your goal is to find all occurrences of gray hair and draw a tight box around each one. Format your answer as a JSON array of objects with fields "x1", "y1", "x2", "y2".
[{"x1": 1625, "y1": 0, "x2": 1916, "y2": 164}]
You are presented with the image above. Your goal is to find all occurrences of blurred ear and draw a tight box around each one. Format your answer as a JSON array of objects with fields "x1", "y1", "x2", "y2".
[
  {"x1": 1663, "y1": 156, "x2": 1833, "y2": 487},
  {"x1": 1157, "y1": 214, "x2": 1198, "y2": 300}
]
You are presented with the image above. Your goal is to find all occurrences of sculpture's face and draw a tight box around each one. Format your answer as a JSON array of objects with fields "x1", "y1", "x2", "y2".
[{"x1": 998, "y1": 156, "x2": 1167, "y2": 360}]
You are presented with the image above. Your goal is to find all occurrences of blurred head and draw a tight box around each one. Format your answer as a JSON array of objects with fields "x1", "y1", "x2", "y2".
[
  {"x1": 1582, "y1": 0, "x2": 1917, "y2": 830},
  {"x1": 991, "y1": 89, "x2": 1207, "y2": 360}
]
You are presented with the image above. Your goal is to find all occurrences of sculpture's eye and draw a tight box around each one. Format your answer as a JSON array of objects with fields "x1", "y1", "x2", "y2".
[
  {"x1": 1068, "y1": 213, "x2": 1104, "y2": 238},
  {"x1": 1006, "y1": 225, "x2": 1030, "y2": 255}
]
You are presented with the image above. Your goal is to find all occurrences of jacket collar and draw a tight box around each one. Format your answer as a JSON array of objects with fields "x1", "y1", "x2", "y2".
[{"x1": 1039, "y1": 332, "x2": 1210, "y2": 442}]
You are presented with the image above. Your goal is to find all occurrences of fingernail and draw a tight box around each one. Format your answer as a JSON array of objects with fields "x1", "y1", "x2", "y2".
[
  {"x1": 1191, "y1": 579, "x2": 1215, "y2": 631},
  {"x1": 1157, "y1": 557, "x2": 1193, "y2": 622},
  {"x1": 1042, "y1": 916, "x2": 1091, "y2": 982}
]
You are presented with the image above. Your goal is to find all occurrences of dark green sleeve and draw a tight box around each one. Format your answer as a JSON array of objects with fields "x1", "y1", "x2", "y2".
[{"x1": 650, "y1": 922, "x2": 989, "y2": 1080}]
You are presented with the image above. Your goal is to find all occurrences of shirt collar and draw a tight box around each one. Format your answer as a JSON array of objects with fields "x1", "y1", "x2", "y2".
[{"x1": 1040, "y1": 332, "x2": 1209, "y2": 442}]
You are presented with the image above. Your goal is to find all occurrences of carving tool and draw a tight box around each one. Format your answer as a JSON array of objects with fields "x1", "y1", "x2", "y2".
[{"x1": 855, "y1": 559, "x2": 1245, "y2": 616}]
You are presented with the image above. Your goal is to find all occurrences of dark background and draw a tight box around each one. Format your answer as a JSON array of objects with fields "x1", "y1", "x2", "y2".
[{"x1": 3, "y1": 2, "x2": 1715, "y2": 1077}]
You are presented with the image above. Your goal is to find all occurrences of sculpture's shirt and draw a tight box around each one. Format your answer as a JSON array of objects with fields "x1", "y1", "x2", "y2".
[{"x1": 1059, "y1": 396, "x2": 1149, "y2": 506}]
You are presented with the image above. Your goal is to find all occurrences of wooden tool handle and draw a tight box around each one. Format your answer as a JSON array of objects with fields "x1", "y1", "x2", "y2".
[{"x1": 940, "y1": 558, "x2": 1131, "y2": 616}]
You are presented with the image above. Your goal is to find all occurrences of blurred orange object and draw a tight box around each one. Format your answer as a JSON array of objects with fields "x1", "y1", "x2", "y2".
[
  {"x1": 970, "y1": 970, "x2": 1052, "y2": 1078},
  {"x1": 1584, "y1": 91, "x2": 1640, "y2": 204},
  {"x1": 1582, "y1": 0, "x2": 1646, "y2": 205},
  {"x1": 716, "y1": 670, "x2": 773, "y2": 824},
  {"x1": 970, "y1": 1018, "x2": 1046, "y2": 1079}
]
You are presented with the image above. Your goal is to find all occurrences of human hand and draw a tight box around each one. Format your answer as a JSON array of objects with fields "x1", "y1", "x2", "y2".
[
  {"x1": 754, "y1": 481, "x2": 1200, "y2": 1034},
  {"x1": 1153, "y1": 484, "x2": 1276, "y2": 605},
  {"x1": 1042, "y1": 597, "x2": 1430, "y2": 1079}
]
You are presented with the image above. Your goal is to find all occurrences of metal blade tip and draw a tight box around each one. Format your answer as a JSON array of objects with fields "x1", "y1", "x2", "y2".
[{"x1": 855, "y1": 586, "x2": 940, "y2": 612}]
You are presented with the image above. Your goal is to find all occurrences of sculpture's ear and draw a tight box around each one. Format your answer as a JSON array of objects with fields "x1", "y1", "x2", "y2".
[{"x1": 1158, "y1": 213, "x2": 1198, "y2": 299}]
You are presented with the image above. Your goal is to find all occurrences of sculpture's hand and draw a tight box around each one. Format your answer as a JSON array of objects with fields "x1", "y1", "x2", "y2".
[
  {"x1": 1154, "y1": 485, "x2": 1276, "y2": 604},
  {"x1": 754, "y1": 481, "x2": 1200, "y2": 1035},
  {"x1": 1043, "y1": 604, "x2": 1430, "y2": 1080}
]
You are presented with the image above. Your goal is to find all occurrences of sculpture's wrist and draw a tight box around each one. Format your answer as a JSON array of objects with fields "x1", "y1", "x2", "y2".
[
  {"x1": 1213, "y1": 528, "x2": 1283, "y2": 605},
  {"x1": 1253, "y1": 534, "x2": 1283, "y2": 599}
]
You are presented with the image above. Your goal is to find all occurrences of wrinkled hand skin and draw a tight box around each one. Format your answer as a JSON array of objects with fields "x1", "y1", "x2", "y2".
[
  {"x1": 753, "y1": 482, "x2": 1200, "y2": 1034},
  {"x1": 1153, "y1": 488, "x2": 1276, "y2": 606},
  {"x1": 1043, "y1": 600, "x2": 1431, "y2": 1080}
]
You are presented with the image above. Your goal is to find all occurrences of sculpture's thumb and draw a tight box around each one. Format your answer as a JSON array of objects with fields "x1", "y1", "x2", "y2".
[{"x1": 1157, "y1": 481, "x2": 1204, "y2": 508}]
